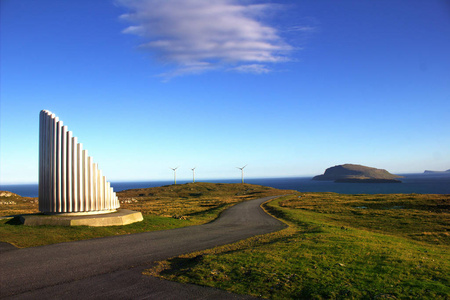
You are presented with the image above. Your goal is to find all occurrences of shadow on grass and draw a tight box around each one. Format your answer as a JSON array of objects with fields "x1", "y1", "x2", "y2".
[
  {"x1": 159, "y1": 255, "x2": 205, "y2": 277},
  {"x1": 5, "y1": 217, "x2": 22, "y2": 226}
]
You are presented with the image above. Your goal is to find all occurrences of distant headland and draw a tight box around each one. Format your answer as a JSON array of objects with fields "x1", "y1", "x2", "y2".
[
  {"x1": 424, "y1": 169, "x2": 450, "y2": 174},
  {"x1": 313, "y1": 164, "x2": 403, "y2": 183}
]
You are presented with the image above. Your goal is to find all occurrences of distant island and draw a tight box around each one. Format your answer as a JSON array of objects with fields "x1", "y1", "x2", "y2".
[
  {"x1": 424, "y1": 169, "x2": 450, "y2": 174},
  {"x1": 313, "y1": 164, "x2": 403, "y2": 183}
]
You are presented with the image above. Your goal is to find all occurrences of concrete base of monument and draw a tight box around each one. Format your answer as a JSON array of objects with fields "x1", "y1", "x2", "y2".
[{"x1": 20, "y1": 209, "x2": 143, "y2": 227}]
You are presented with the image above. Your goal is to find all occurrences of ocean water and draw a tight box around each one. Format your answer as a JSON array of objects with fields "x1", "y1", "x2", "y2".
[{"x1": 1, "y1": 173, "x2": 449, "y2": 198}]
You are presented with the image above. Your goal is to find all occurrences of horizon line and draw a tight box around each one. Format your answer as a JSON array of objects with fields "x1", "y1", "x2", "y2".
[{"x1": 0, "y1": 171, "x2": 437, "y2": 186}]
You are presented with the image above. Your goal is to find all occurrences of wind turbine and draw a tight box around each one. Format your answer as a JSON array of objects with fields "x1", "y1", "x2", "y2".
[
  {"x1": 237, "y1": 165, "x2": 247, "y2": 184},
  {"x1": 191, "y1": 167, "x2": 196, "y2": 183},
  {"x1": 170, "y1": 167, "x2": 179, "y2": 185}
]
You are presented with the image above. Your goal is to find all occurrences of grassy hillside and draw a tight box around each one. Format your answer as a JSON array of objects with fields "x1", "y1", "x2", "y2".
[
  {"x1": 0, "y1": 192, "x2": 39, "y2": 217},
  {"x1": 116, "y1": 182, "x2": 292, "y2": 222},
  {"x1": 148, "y1": 192, "x2": 450, "y2": 299},
  {"x1": 0, "y1": 183, "x2": 293, "y2": 248}
]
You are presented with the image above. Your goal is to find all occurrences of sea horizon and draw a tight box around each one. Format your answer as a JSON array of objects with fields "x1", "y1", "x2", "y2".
[{"x1": 1, "y1": 173, "x2": 449, "y2": 198}]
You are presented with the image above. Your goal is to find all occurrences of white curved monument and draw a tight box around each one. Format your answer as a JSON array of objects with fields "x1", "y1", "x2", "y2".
[{"x1": 39, "y1": 110, "x2": 120, "y2": 214}]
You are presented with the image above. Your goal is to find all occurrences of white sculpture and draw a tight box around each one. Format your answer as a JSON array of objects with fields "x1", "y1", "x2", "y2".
[{"x1": 39, "y1": 110, "x2": 119, "y2": 214}]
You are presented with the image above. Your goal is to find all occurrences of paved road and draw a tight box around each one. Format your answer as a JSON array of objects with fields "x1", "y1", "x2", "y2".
[{"x1": 0, "y1": 196, "x2": 286, "y2": 299}]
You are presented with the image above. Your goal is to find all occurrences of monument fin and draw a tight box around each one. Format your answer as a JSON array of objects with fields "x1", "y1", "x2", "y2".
[{"x1": 39, "y1": 110, "x2": 120, "y2": 214}]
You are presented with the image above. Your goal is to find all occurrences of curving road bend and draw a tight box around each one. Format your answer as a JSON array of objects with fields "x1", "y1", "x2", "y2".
[{"x1": 0, "y1": 196, "x2": 286, "y2": 299}]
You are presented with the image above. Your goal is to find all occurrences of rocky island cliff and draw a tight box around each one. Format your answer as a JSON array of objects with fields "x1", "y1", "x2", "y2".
[{"x1": 313, "y1": 164, "x2": 403, "y2": 183}]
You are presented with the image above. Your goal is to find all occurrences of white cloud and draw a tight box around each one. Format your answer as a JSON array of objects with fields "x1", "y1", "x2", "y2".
[
  {"x1": 231, "y1": 64, "x2": 270, "y2": 74},
  {"x1": 117, "y1": 0, "x2": 292, "y2": 78}
]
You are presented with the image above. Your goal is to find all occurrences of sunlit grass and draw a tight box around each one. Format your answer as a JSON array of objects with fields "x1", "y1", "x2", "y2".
[
  {"x1": 117, "y1": 182, "x2": 289, "y2": 222},
  {"x1": 0, "y1": 193, "x2": 39, "y2": 217},
  {"x1": 279, "y1": 193, "x2": 449, "y2": 245}
]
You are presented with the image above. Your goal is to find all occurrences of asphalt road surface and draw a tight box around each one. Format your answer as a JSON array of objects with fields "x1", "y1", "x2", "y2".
[{"x1": 0, "y1": 196, "x2": 286, "y2": 299}]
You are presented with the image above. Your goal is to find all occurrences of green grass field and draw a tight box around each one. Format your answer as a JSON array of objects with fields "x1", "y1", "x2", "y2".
[{"x1": 147, "y1": 192, "x2": 450, "y2": 299}]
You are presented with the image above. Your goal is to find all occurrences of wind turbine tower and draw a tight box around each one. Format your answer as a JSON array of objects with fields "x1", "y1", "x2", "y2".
[
  {"x1": 170, "y1": 167, "x2": 179, "y2": 185},
  {"x1": 237, "y1": 165, "x2": 247, "y2": 184},
  {"x1": 191, "y1": 167, "x2": 196, "y2": 183}
]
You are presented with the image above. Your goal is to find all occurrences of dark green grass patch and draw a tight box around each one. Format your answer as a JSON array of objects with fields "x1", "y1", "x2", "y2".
[{"x1": 0, "y1": 215, "x2": 191, "y2": 248}]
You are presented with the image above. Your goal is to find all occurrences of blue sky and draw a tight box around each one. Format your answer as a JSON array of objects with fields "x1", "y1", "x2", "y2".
[{"x1": 1, "y1": 0, "x2": 449, "y2": 184}]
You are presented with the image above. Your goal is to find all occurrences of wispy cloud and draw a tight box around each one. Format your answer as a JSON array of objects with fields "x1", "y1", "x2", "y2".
[
  {"x1": 231, "y1": 64, "x2": 270, "y2": 74},
  {"x1": 117, "y1": 0, "x2": 293, "y2": 78}
]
